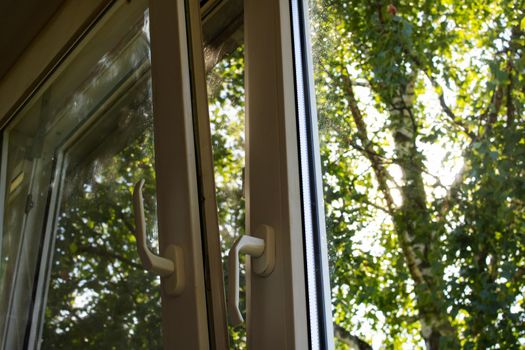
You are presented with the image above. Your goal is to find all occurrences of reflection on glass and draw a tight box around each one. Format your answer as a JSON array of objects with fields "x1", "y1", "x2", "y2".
[
  {"x1": 206, "y1": 46, "x2": 246, "y2": 347},
  {"x1": 41, "y1": 72, "x2": 160, "y2": 350},
  {"x1": 307, "y1": 1, "x2": 525, "y2": 349},
  {"x1": 0, "y1": 7, "x2": 162, "y2": 349},
  {"x1": 0, "y1": 105, "x2": 54, "y2": 348}
]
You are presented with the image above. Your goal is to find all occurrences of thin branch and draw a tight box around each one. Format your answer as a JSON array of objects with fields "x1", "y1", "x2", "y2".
[
  {"x1": 347, "y1": 138, "x2": 392, "y2": 163},
  {"x1": 505, "y1": 26, "x2": 520, "y2": 127},
  {"x1": 399, "y1": 43, "x2": 475, "y2": 140},
  {"x1": 421, "y1": 168, "x2": 451, "y2": 192},
  {"x1": 512, "y1": 266, "x2": 525, "y2": 284},
  {"x1": 340, "y1": 71, "x2": 428, "y2": 286},
  {"x1": 439, "y1": 163, "x2": 467, "y2": 216},
  {"x1": 340, "y1": 71, "x2": 396, "y2": 215},
  {"x1": 427, "y1": 74, "x2": 475, "y2": 139},
  {"x1": 77, "y1": 245, "x2": 143, "y2": 270},
  {"x1": 361, "y1": 197, "x2": 392, "y2": 214},
  {"x1": 506, "y1": 74, "x2": 515, "y2": 128},
  {"x1": 334, "y1": 324, "x2": 373, "y2": 350},
  {"x1": 484, "y1": 84, "x2": 504, "y2": 135}
]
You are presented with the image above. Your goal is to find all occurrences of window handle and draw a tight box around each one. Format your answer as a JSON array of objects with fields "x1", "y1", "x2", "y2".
[
  {"x1": 133, "y1": 179, "x2": 185, "y2": 296},
  {"x1": 227, "y1": 225, "x2": 275, "y2": 326}
]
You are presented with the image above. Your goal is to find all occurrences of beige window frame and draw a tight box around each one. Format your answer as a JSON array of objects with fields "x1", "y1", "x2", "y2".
[
  {"x1": 232, "y1": 0, "x2": 334, "y2": 348},
  {"x1": 0, "y1": 0, "x2": 227, "y2": 349}
]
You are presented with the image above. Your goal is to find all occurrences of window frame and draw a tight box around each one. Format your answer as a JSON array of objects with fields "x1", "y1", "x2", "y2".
[
  {"x1": 289, "y1": 0, "x2": 334, "y2": 347},
  {"x1": 241, "y1": 0, "x2": 311, "y2": 348},
  {"x1": 0, "y1": 0, "x2": 227, "y2": 348},
  {"x1": 237, "y1": 0, "x2": 334, "y2": 348}
]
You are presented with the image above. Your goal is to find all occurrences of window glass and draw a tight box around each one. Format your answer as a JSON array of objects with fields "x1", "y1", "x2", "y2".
[
  {"x1": 0, "y1": 7, "x2": 162, "y2": 349},
  {"x1": 206, "y1": 41, "x2": 246, "y2": 347},
  {"x1": 307, "y1": 1, "x2": 525, "y2": 349},
  {"x1": 41, "y1": 68, "x2": 159, "y2": 349}
]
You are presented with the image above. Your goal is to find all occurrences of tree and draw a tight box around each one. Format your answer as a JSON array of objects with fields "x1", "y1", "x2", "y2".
[{"x1": 309, "y1": 0, "x2": 525, "y2": 348}]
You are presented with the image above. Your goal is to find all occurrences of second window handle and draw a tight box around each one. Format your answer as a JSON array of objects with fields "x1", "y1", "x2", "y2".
[{"x1": 227, "y1": 224, "x2": 275, "y2": 326}]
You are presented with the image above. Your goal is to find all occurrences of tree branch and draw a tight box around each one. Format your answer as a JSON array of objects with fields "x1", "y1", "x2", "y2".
[
  {"x1": 339, "y1": 70, "x2": 429, "y2": 287},
  {"x1": 115, "y1": 209, "x2": 137, "y2": 236},
  {"x1": 340, "y1": 71, "x2": 396, "y2": 215},
  {"x1": 505, "y1": 26, "x2": 520, "y2": 128},
  {"x1": 505, "y1": 52, "x2": 516, "y2": 127},
  {"x1": 77, "y1": 245, "x2": 143, "y2": 270},
  {"x1": 483, "y1": 84, "x2": 504, "y2": 135},
  {"x1": 406, "y1": 52, "x2": 476, "y2": 140},
  {"x1": 438, "y1": 162, "x2": 466, "y2": 216},
  {"x1": 334, "y1": 324, "x2": 373, "y2": 350}
]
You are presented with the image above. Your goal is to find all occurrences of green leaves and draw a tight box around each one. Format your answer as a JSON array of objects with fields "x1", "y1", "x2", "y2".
[{"x1": 310, "y1": 0, "x2": 525, "y2": 348}]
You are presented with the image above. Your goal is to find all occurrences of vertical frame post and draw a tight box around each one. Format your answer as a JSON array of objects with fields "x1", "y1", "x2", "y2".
[
  {"x1": 244, "y1": 0, "x2": 334, "y2": 348},
  {"x1": 149, "y1": 1, "x2": 210, "y2": 348},
  {"x1": 185, "y1": 0, "x2": 230, "y2": 347},
  {"x1": 289, "y1": 0, "x2": 334, "y2": 347},
  {"x1": 244, "y1": 0, "x2": 309, "y2": 348}
]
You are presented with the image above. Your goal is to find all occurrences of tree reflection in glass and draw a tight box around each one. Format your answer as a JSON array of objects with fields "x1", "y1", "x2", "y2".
[{"x1": 41, "y1": 72, "x2": 162, "y2": 349}]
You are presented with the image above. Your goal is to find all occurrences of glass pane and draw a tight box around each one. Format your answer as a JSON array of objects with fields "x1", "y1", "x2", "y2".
[
  {"x1": 41, "y1": 71, "x2": 159, "y2": 349},
  {"x1": 0, "y1": 108, "x2": 55, "y2": 348},
  {"x1": 307, "y1": 1, "x2": 525, "y2": 349},
  {"x1": 0, "y1": 7, "x2": 162, "y2": 349},
  {"x1": 206, "y1": 40, "x2": 246, "y2": 347}
]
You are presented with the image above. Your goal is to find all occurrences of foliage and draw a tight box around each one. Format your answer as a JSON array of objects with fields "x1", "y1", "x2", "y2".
[
  {"x1": 309, "y1": 0, "x2": 525, "y2": 348},
  {"x1": 207, "y1": 46, "x2": 248, "y2": 349}
]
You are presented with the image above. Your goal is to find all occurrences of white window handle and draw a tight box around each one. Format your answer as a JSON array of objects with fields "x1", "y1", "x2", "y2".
[
  {"x1": 133, "y1": 179, "x2": 185, "y2": 296},
  {"x1": 227, "y1": 225, "x2": 275, "y2": 326}
]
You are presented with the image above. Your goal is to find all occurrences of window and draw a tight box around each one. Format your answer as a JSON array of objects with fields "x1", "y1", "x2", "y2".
[
  {"x1": 0, "y1": 4, "x2": 158, "y2": 348},
  {"x1": 0, "y1": 1, "x2": 216, "y2": 348},
  {"x1": 1, "y1": 0, "x2": 325, "y2": 348},
  {"x1": 5, "y1": 1, "x2": 521, "y2": 350}
]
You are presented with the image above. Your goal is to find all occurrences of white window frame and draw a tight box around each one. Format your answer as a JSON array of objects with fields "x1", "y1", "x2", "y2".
[{"x1": 238, "y1": 0, "x2": 334, "y2": 348}]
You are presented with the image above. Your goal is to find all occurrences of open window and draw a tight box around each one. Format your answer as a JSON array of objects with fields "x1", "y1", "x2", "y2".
[
  {"x1": 0, "y1": 0, "x2": 221, "y2": 348},
  {"x1": 0, "y1": 0, "x2": 340, "y2": 349}
]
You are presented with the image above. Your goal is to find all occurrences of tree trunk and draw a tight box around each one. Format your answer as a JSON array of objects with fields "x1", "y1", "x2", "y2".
[
  {"x1": 342, "y1": 71, "x2": 458, "y2": 349},
  {"x1": 388, "y1": 77, "x2": 458, "y2": 350}
]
